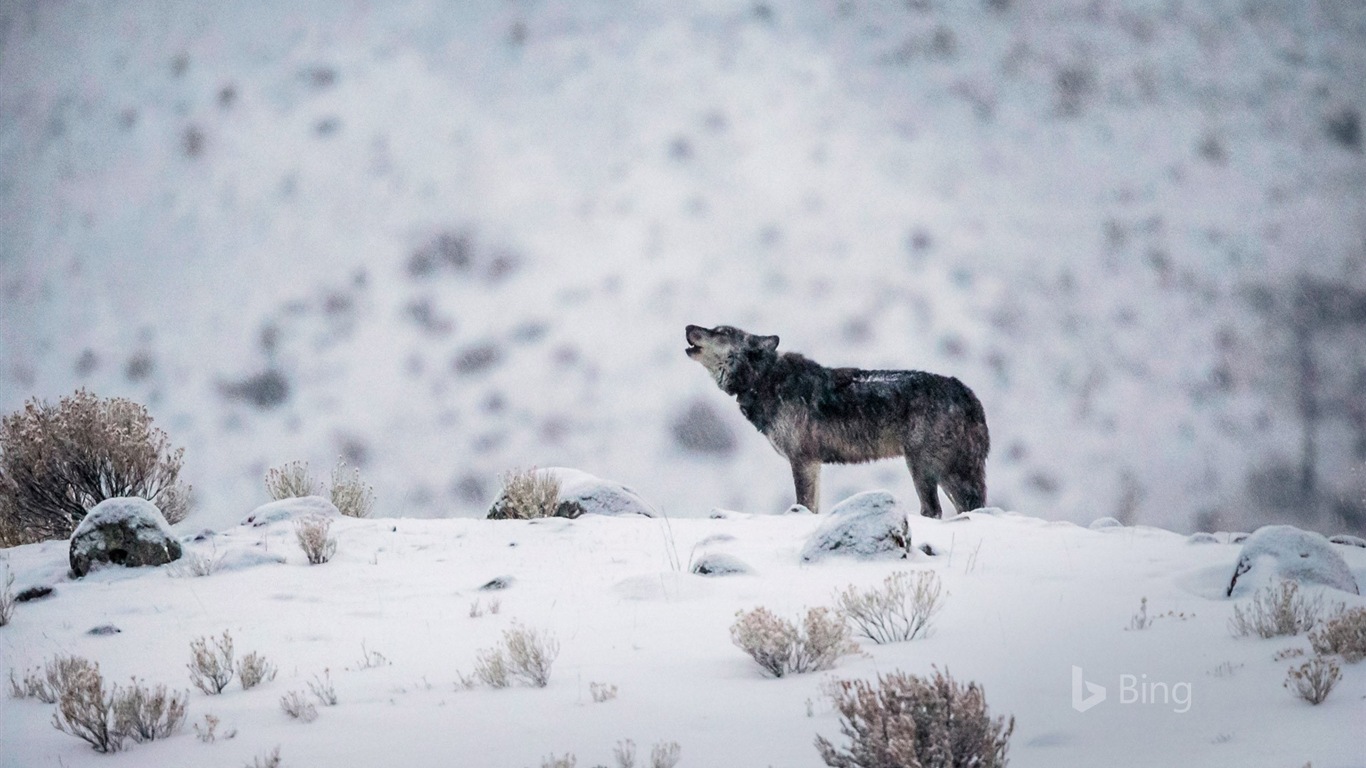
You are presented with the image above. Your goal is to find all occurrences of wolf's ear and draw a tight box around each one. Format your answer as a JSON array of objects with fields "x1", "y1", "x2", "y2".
[{"x1": 758, "y1": 335, "x2": 779, "y2": 352}]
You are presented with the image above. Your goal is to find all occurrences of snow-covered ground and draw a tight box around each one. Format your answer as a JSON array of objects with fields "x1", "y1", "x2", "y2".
[
  {"x1": 3, "y1": 498, "x2": 1364, "y2": 767},
  {"x1": 2, "y1": 1, "x2": 1364, "y2": 536}
]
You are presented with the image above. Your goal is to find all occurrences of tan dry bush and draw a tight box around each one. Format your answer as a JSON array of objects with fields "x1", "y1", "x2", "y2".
[
  {"x1": 1309, "y1": 606, "x2": 1366, "y2": 663},
  {"x1": 11, "y1": 654, "x2": 97, "y2": 703},
  {"x1": 474, "y1": 647, "x2": 512, "y2": 688},
  {"x1": 294, "y1": 515, "x2": 337, "y2": 565},
  {"x1": 265, "y1": 461, "x2": 318, "y2": 500},
  {"x1": 238, "y1": 651, "x2": 278, "y2": 690},
  {"x1": 50, "y1": 656, "x2": 122, "y2": 753},
  {"x1": 0, "y1": 390, "x2": 190, "y2": 544},
  {"x1": 1284, "y1": 655, "x2": 1341, "y2": 705},
  {"x1": 308, "y1": 670, "x2": 337, "y2": 706},
  {"x1": 280, "y1": 690, "x2": 317, "y2": 722},
  {"x1": 836, "y1": 571, "x2": 943, "y2": 644},
  {"x1": 491, "y1": 467, "x2": 560, "y2": 519},
  {"x1": 503, "y1": 623, "x2": 560, "y2": 687},
  {"x1": 816, "y1": 667, "x2": 1014, "y2": 768},
  {"x1": 730, "y1": 606, "x2": 856, "y2": 678},
  {"x1": 1228, "y1": 581, "x2": 1326, "y2": 639},
  {"x1": 649, "y1": 741, "x2": 682, "y2": 768},
  {"x1": 188, "y1": 631, "x2": 235, "y2": 695},
  {"x1": 590, "y1": 681, "x2": 618, "y2": 703},
  {"x1": 541, "y1": 755, "x2": 576, "y2": 768},
  {"x1": 112, "y1": 678, "x2": 188, "y2": 743},
  {"x1": 193, "y1": 713, "x2": 236, "y2": 743},
  {"x1": 330, "y1": 460, "x2": 375, "y2": 518}
]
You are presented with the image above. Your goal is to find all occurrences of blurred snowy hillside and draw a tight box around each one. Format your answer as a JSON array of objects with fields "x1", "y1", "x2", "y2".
[{"x1": 1, "y1": 0, "x2": 1363, "y2": 533}]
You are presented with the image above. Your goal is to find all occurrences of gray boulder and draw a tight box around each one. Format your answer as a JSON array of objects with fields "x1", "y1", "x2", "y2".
[
  {"x1": 488, "y1": 468, "x2": 658, "y2": 519},
  {"x1": 690, "y1": 552, "x2": 753, "y2": 576},
  {"x1": 1226, "y1": 525, "x2": 1359, "y2": 597},
  {"x1": 801, "y1": 490, "x2": 909, "y2": 562},
  {"x1": 69, "y1": 497, "x2": 182, "y2": 577}
]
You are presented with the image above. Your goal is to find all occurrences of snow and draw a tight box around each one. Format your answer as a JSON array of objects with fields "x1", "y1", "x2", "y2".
[
  {"x1": 70, "y1": 497, "x2": 175, "y2": 542},
  {"x1": 800, "y1": 490, "x2": 910, "y2": 562},
  {"x1": 240, "y1": 496, "x2": 343, "y2": 527},
  {"x1": 1225, "y1": 525, "x2": 1360, "y2": 598},
  {"x1": 3, "y1": 502, "x2": 1364, "y2": 767}
]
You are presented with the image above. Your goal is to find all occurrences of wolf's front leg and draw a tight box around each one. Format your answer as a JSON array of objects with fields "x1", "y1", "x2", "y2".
[{"x1": 791, "y1": 460, "x2": 821, "y2": 513}]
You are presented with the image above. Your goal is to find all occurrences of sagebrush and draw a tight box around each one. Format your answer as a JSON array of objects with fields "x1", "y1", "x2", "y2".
[
  {"x1": 816, "y1": 668, "x2": 1014, "y2": 768},
  {"x1": 42, "y1": 655, "x2": 187, "y2": 753},
  {"x1": 188, "y1": 631, "x2": 235, "y2": 694},
  {"x1": 1284, "y1": 655, "x2": 1340, "y2": 705},
  {"x1": 330, "y1": 460, "x2": 375, "y2": 518},
  {"x1": 1228, "y1": 581, "x2": 1326, "y2": 638},
  {"x1": 265, "y1": 461, "x2": 318, "y2": 500},
  {"x1": 0, "y1": 390, "x2": 190, "y2": 545},
  {"x1": 238, "y1": 651, "x2": 278, "y2": 690},
  {"x1": 0, "y1": 570, "x2": 14, "y2": 627},
  {"x1": 1308, "y1": 606, "x2": 1366, "y2": 663},
  {"x1": 491, "y1": 467, "x2": 560, "y2": 519},
  {"x1": 472, "y1": 624, "x2": 560, "y2": 687},
  {"x1": 730, "y1": 606, "x2": 856, "y2": 678},
  {"x1": 835, "y1": 571, "x2": 943, "y2": 644},
  {"x1": 294, "y1": 515, "x2": 337, "y2": 564},
  {"x1": 280, "y1": 690, "x2": 318, "y2": 722}
]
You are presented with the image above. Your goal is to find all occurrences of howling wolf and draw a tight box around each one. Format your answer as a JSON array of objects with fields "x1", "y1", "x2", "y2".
[{"x1": 685, "y1": 324, "x2": 989, "y2": 517}]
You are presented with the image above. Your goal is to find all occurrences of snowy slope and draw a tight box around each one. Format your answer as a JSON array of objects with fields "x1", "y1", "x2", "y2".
[
  {"x1": 1, "y1": 0, "x2": 1364, "y2": 534},
  {"x1": 2, "y1": 503, "x2": 1364, "y2": 767}
]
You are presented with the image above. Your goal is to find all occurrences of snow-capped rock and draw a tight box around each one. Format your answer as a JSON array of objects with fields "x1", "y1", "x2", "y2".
[
  {"x1": 690, "y1": 551, "x2": 753, "y2": 576},
  {"x1": 1226, "y1": 525, "x2": 1360, "y2": 597},
  {"x1": 241, "y1": 496, "x2": 343, "y2": 527},
  {"x1": 68, "y1": 497, "x2": 182, "y2": 577},
  {"x1": 800, "y1": 490, "x2": 909, "y2": 562},
  {"x1": 487, "y1": 467, "x2": 658, "y2": 519}
]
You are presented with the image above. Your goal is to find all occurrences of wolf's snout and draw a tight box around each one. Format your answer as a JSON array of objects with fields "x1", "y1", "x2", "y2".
[{"x1": 685, "y1": 325, "x2": 705, "y2": 356}]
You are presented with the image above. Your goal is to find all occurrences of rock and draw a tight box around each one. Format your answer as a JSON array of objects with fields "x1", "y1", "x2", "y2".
[
  {"x1": 480, "y1": 576, "x2": 514, "y2": 591},
  {"x1": 1226, "y1": 525, "x2": 1359, "y2": 597},
  {"x1": 1329, "y1": 534, "x2": 1366, "y2": 549},
  {"x1": 919, "y1": 542, "x2": 938, "y2": 557},
  {"x1": 69, "y1": 497, "x2": 182, "y2": 577},
  {"x1": 16, "y1": 586, "x2": 54, "y2": 602},
  {"x1": 801, "y1": 490, "x2": 909, "y2": 562},
  {"x1": 487, "y1": 468, "x2": 658, "y2": 519},
  {"x1": 1187, "y1": 532, "x2": 1219, "y2": 544},
  {"x1": 1089, "y1": 517, "x2": 1123, "y2": 530},
  {"x1": 241, "y1": 496, "x2": 342, "y2": 527},
  {"x1": 87, "y1": 624, "x2": 121, "y2": 636},
  {"x1": 784, "y1": 504, "x2": 813, "y2": 515},
  {"x1": 690, "y1": 552, "x2": 753, "y2": 576}
]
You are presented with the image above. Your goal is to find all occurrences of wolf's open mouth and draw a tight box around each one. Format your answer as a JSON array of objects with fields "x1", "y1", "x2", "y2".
[{"x1": 685, "y1": 345, "x2": 701, "y2": 356}]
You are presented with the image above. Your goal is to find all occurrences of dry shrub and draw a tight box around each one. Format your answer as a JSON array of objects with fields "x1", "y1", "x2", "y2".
[
  {"x1": 168, "y1": 550, "x2": 221, "y2": 578},
  {"x1": 1284, "y1": 656, "x2": 1341, "y2": 705},
  {"x1": 730, "y1": 606, "x2": 856, "y2": 678},
  {"x1": 541, "y1": 755, "x2": 576, "y2": 768},
  {"x1": 0, "y1": 390, "x2": 190, "y2": 544},
  {"x1": 330, "y1": 460, "x2": 375, "y2": 518},
  {"x1": 49, "y1": 657, "x2": 122, "y2": 753},
  {"x1": 193, "y1": 713, "x2": 236, "y2": 742},
  {"x1": 248, "y1": 747, "x2": 282, "y2": 768},
  {"x1": 816, "y1": 668, "x2": 1014, "y2": 768},
  {"x1": 613, "y1": 739, "x2": 683, "y2": 768},
  {"x1": 294, "y1": 515, "x2": 336, "y2": 564},
  {"x1": 11, "y1": 654, "x2": 95, "y2": 703},
  {"x1": 491, "y1": 467, "x2": 560, "y2": 519},
  {"x1": 1228, "y1": 581, "x2": 1326, "y2": 638},
  {"x1": 504, "y1": 624, "x2": 560, "y2": 687},
  {"x1": 112, "y1": 679, "x2": 188, "y2": 743},
  {"x1": 238, "y1": 652, "x2": 278, "y2": 690},
  {"x1": 188, "y1": 631, "x2": 235, "y2": 694},
  {"x1": 265, "y1": 461, "x2": 318, "y2": 500},
  {"x1": 590, "y1": 682, "x2": 618, "y2": 703},
  {"x1": 308, "y1": 670, "x2": 337, "y2": 705},
  {"x1": 474, "y1": 647, "x2": 512, "y2": 688},
  {"x1": 280, "y1": 690, "x2": 317, "y2": 722},
  {"x1": 1309, "y1": 606, "x2": 1366, "y2": 663},
  {"x1": 836, "y1": 571, "x2": 943, "y2": 644},
  {"x1": 0, "y1": 570, "x2": 14, "y2": 627}
]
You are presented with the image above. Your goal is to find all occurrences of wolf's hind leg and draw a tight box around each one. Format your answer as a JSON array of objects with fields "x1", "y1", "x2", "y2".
[
  {"x1": 906, "y1": 459, "x2": 943, "y2": 519},
  {"x1": 791, "y1": 460, "x2": 821, "y2": 513}
]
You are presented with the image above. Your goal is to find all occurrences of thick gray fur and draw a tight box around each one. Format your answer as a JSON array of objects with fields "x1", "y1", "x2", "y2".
[{"x1": 685, "y1": 324, "x2": 989, "y2": 517}]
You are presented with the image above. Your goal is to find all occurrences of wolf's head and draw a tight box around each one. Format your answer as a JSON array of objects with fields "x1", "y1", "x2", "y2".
[{"x1": 685, "y1": 324, "x2": 780, "y2": 394}]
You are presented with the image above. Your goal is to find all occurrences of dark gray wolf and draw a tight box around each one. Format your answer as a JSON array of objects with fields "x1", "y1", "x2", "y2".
[{"x1": 685, "y1": 324, "x2": 989, "y2": 517}]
